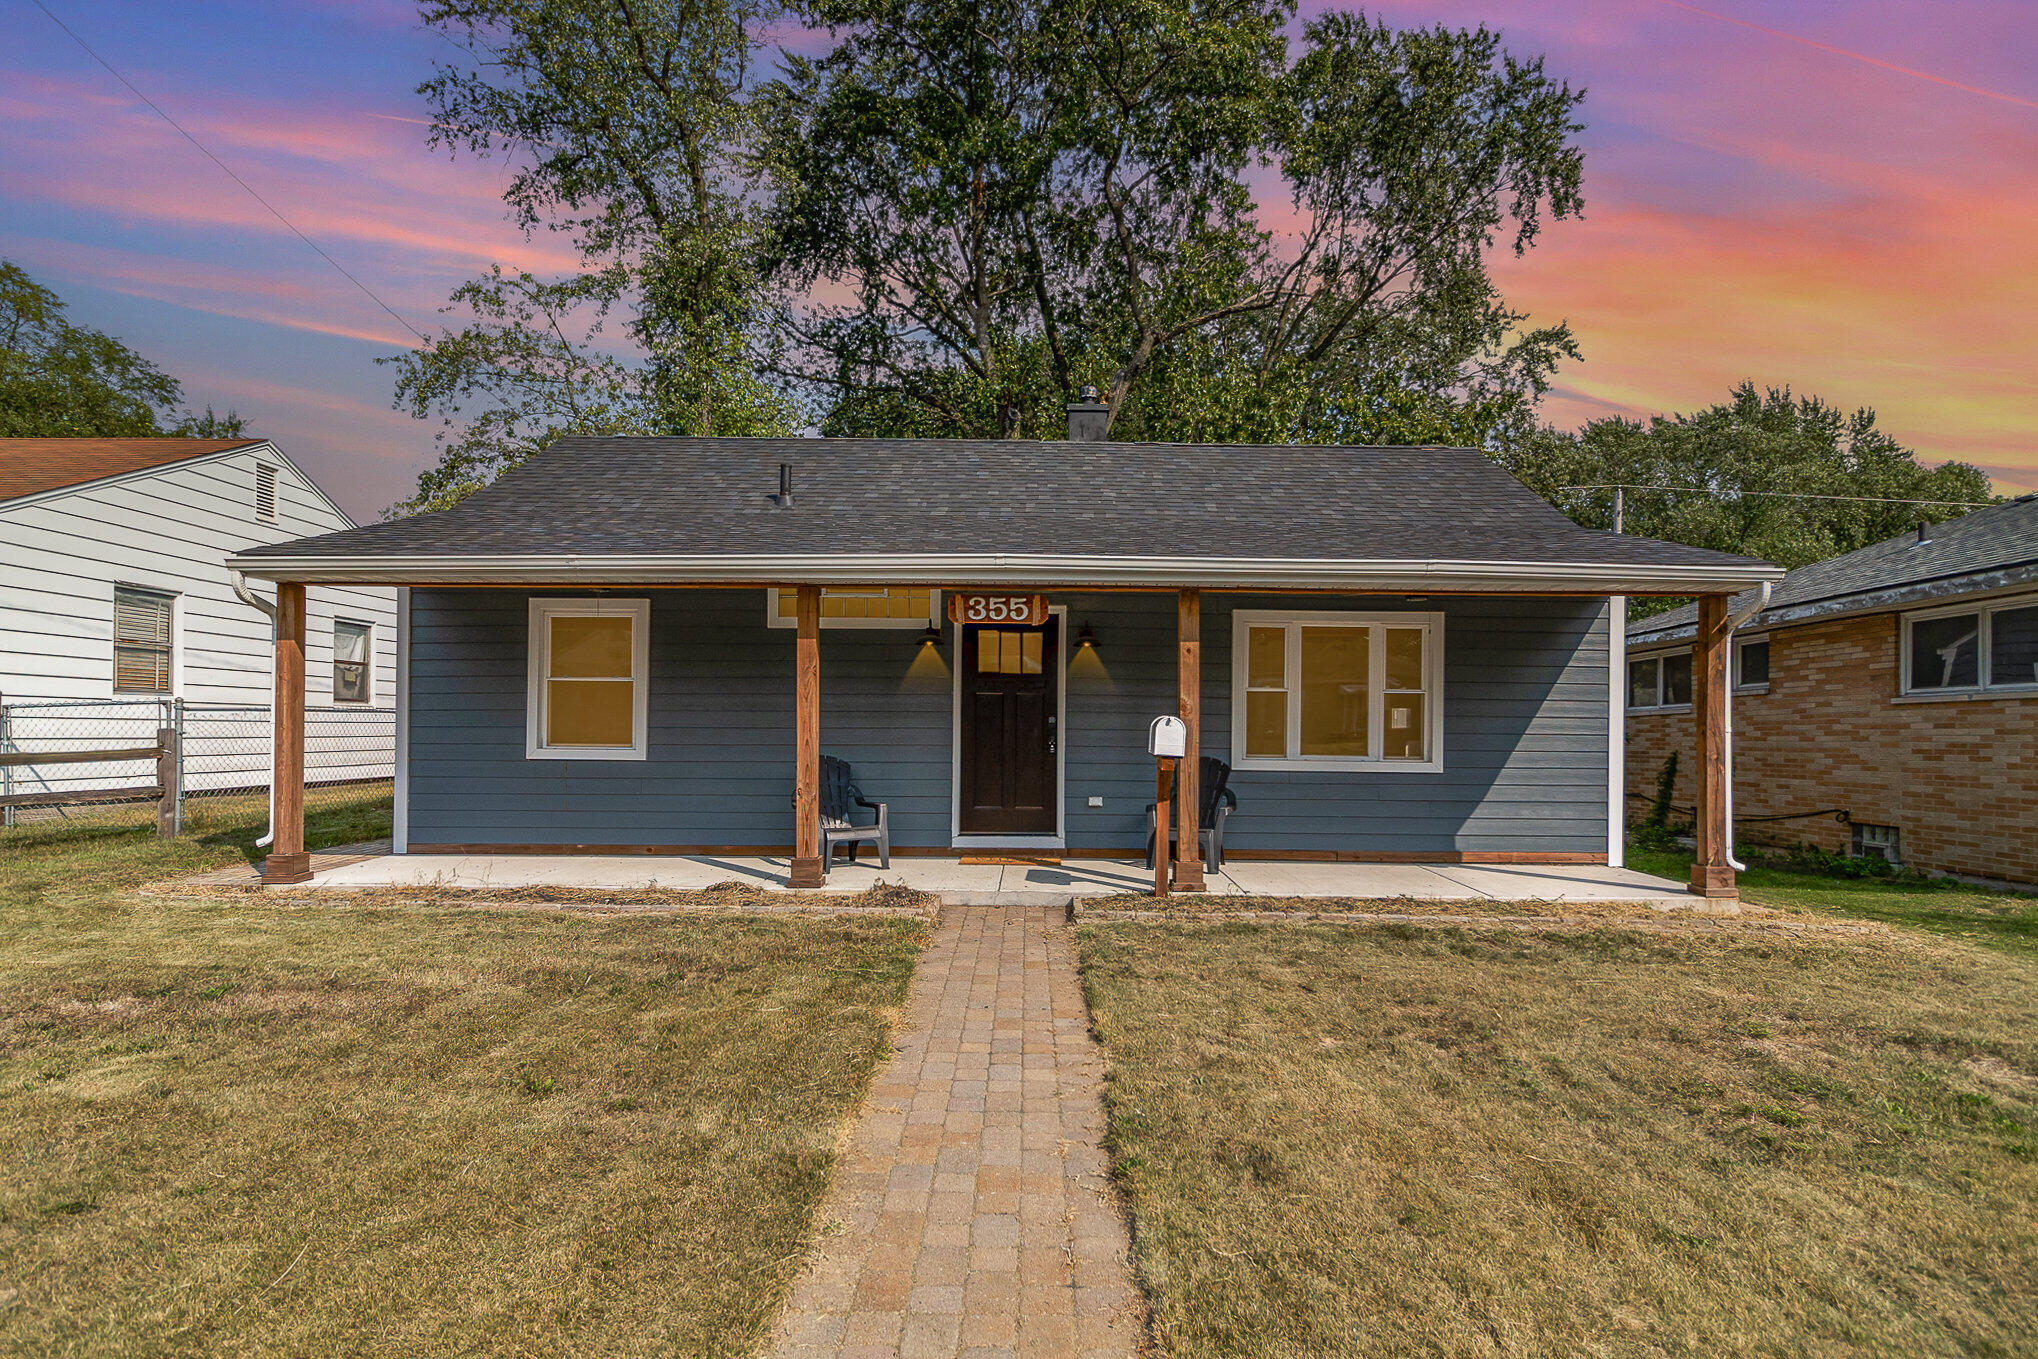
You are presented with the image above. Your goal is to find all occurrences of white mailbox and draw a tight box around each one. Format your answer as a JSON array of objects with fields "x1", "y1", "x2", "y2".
[{"x1": 1147, "y1": 715, "x2": 1188, "y2": 759}]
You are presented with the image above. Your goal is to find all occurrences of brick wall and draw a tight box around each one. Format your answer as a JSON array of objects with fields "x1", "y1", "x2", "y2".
[{"x1": 1625, "y1": 612, "x2": 2038, "y2": 885}]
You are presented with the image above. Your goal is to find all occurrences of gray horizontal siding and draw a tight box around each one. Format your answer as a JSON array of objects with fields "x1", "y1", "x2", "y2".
[{"x1": 404, "y1": 588, "x2": 1609, "y2": 855}]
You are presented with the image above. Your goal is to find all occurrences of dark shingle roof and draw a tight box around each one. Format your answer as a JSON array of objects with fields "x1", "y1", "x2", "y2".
[
  {"x1": 1631, "y1": 493, "x2": 2038, "y2": 642},
  {"x1": 239, "y1": 438, "x2": 1766, "y2": 577}
]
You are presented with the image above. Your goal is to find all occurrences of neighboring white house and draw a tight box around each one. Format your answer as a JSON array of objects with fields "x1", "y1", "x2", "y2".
[{"x1": 0, "y1": 437, "x2": 397, "y2": 795}]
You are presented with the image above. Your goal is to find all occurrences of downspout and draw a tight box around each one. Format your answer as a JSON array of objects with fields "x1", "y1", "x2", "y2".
[
  {"x1": 1722, "y1": 581, "x2": 1773, "y2": 872},
  {"x1": 230, "y1": 570, "x2": 280, "y2": 847}
]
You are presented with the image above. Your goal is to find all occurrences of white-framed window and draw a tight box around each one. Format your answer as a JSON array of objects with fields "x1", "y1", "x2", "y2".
[
  {"x1": 1734, "y1": 636, "x2": 1770, "y2": 693},
  {"x1": 1230, "y1": 610, "x2": 1443, "y2": 772},
  {"x1": 765, "y1": 587, "x2": 940, "y2": 629},
  {"x1": 525, "y1": 598, "x2": 650, "y2": 760},
  {"x1": 254, "y1": 462, "x2": 279, "y2": 522},
  {"x1": 333, "y1": 619, "x2": 373, "y2": 705},
  {"x1": 1627, "y1": 649, "x2": 1692, "y2": 711},
  {"x1": 1901, "y1": 598, "x2": 2038, "y2": 696},
  {"x1": 113, "y1": 585, "x2": 176, "y2": 694}
]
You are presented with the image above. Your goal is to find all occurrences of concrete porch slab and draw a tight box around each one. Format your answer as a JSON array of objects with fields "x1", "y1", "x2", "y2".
[{"x1": 271, "y1": 852, "x2": 1694, "y2": 906}]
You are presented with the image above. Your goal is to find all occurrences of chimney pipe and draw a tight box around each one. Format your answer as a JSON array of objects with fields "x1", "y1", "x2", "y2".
[
  {"x1": 770, "y1": 463, "x2": 794, "y2": 507},
  {"x1": 1066, "y1": 385, "x2": 1109, "y2": 442},
  {"x1": 1916, "y1": 520, "x2": 1930, "y2": 543}
]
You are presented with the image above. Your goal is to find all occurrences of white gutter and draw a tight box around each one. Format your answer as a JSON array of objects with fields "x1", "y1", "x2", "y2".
[
  {"x1": 1723, "y1": 581, "x2": 1773, "y2": 873},
  {"x1": 229, "y1": 570, "x2": 281, "y2": 849},
  {"x1": 225, "y1": 550, "x2": 1784, "y2": 595}
]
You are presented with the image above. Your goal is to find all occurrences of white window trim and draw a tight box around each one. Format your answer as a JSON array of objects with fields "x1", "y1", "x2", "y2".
[
  {"x1": 112, "y1": 584, "x2": 179, "y2": 698},
  {"x1": 1229, "y1": 609, "x2": 1444, "y2": 773},
  {"x1": 1626, "y1": 647, "x2": 1693, "y2": 713},
  {"x1": 1732, "y1": 634, "x2": 1770, "y2": 695},
  {"x1": 332, "y1": 618, "x2": 375, "y2": 706},
  {"x1": 525, "y1": 597, "x2": 651, "y2": 761},
  {"x1": 764, "y1": 587, "x2": 941, "y2": 629},
  {"x1": 1899, "y1": 597, "x2": 2038, "y2": 699}
]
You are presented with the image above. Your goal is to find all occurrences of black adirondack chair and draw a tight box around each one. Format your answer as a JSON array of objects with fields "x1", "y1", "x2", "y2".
[
  {"x1": 1145, "y1": 756, "x2": 1236, "y2": 872},
  {"x1": 817, "y1": 755, "x2": 889, "y2": 869}
]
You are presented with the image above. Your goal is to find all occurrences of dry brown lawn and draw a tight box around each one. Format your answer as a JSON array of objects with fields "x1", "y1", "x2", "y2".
[
  {"x1": 0, "y1": 810, "x2": 925, "y2": 1357},
  {"x1": 1078, "y1": 916, "x2": 2038, "y2": 1358}
]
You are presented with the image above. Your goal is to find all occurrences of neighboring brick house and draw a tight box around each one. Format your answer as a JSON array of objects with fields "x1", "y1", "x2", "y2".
[{"x1": 1625, "y1": 493, "x2": 2038, "y2": 886}]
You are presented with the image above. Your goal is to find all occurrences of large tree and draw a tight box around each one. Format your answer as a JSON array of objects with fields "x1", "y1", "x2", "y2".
[
  {"x1": 388, "y1": 0, "x2": 798, "y2": 513},
  {"x1": 1506, "y1": 382, "x2": 2000, "y2": 585},
  {"x1": 762, "y1": 4, "x2": 1583, "y2": 441},
  {"x1": 0, "y1": 260, "x2": 244, "y2": 438}
]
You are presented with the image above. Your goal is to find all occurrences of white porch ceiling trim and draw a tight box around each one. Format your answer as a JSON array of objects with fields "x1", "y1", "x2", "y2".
[{"x1": 227, "y1": 551, "x2": 1783, "y2": 594}]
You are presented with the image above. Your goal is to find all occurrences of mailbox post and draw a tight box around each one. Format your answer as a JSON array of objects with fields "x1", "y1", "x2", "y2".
[{"x1": 1148, "y1": 715, "x2": 1188, "y2": 897}]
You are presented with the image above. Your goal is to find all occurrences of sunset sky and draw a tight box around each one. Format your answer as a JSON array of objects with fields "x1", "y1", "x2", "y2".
[{"x1": 3, "y1": 0, "x2": 2033, "y2": 520}]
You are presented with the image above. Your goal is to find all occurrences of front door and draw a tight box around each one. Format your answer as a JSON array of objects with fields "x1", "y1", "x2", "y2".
[{"x1": 959, "y1": 619, "x2": 1059, "y2": 835}]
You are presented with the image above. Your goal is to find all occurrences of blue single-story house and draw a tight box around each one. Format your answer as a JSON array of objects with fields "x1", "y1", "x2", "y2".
[{"x1": 229, "y1": 401, "x2": 1781, "y2": 896}]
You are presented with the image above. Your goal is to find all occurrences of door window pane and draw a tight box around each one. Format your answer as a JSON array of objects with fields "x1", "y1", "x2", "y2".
[
  {"x1": 1910, "y1": 613, "x2": 1980, "y2": 690},
  {"x1": 1299, "y1": 626, "x2": 1369, "y2": 757},
  {"x1": 1662, "y1": 652, "x2": 1693, "y2": 706},
  {"x1": 1989, "y1": 605, "x2": 2038, "y2": 687},
  {"x1": 1628, "y1": 657, "x2": 1659, "y2": 708},
  {"x1": 975, "y1": 628, "x2": 1046, "y2": 676}
]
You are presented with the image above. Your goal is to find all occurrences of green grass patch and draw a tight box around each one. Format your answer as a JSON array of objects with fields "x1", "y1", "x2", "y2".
[
  {"x1": 0, "y1": 800, "x2": 924, "y2": 1357},
  {"x1": 1628, "y1": 843, "x2": 2038, "y2": 960},
  {"x1": 1080, "y1": 918, "x2": 2038, "y2": 1358}
]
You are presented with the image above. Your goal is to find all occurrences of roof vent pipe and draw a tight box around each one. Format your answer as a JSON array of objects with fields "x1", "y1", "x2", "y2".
[
  {"x1": 1916, "y1": 520, "x2": 1931, "y2": 543},
  {"x1": 770, "y1": 463, "x2": 794, "y2": 507},
  {"x1": 1066, "y1": 385, "x2": 1109, "y2": 442}
]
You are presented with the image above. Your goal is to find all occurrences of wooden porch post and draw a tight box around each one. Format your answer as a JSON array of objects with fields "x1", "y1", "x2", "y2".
[
  {"x1": 260, "y1": 581, "x2": 312, "y2": 884},
  {"x1": 1175, "y1": 589, "x2": 1206, "y2": 891},
  {"x1": 1688, "y1": 593, "x2": 1737, "y2": 900},
  {"x1": 788, "y1": 584, "x2": 825, "y2": 888}
]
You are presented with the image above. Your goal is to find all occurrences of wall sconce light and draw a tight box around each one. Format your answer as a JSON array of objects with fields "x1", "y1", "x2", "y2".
[
  {"x1": 918, "y1": 624, "x2": 944, "y2": 648},
  {"x1": 1076, "y1": 624, "x2": 1097, "y2": 650}
]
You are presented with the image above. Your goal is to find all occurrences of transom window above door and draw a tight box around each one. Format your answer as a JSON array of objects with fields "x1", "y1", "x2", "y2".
[
  {"x1": 766, "y1": 587, "x2": 939, "y2": 628},
  {"x1": 1231, "y1": 610, "x2": 1443, "y2": 771}
]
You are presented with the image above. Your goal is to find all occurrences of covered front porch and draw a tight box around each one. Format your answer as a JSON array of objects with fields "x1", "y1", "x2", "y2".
[{"x1": 255, "y1": 845, "x2": 1699, "y2": 906}]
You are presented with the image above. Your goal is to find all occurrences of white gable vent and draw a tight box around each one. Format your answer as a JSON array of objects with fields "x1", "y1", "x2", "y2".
[{"x1": 255, "y1": 463, "x2": 278, "y2": 522}]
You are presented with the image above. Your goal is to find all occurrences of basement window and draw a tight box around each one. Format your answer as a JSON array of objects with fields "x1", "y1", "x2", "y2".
[
  {"x1": 765, "y1": 587, "x2": 939, "y2": 629},
  {"x1": 1902, "y1": 598, "x2": 2038, "y2": 695},
  {"x1": 1851, "y1": 823, "x2": 1901, "y2": 866}
]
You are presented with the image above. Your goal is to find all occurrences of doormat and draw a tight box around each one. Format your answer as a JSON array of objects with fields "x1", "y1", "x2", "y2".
[{"x1": 958, "y1": 855, "x2": 1064, "y2": 866}]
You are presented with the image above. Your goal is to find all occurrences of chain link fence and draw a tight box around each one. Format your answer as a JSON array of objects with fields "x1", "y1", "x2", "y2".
[{"x1": 0, "y1": 696, "x2": 394, "y2": 835}]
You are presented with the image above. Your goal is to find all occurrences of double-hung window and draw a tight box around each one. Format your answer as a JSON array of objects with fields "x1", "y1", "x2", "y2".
[
  {"x1": 526, "y1": 598, "x2": 650, "y2": 760},
  {"x1": 333, "y1": 620, "x2": 372, "y2": 704},
  {"x1": 1627, "y1": 650, "x2": 1692, "y2": 710},
  {"x1": 1902, "y1": 598, "x2": 2038, "y2": 696},
  {"x1": 113, "y1": 586, "x2": 175, "y2": 694},
  {"x1": 1232, "y1": 611, "x2": 1442, "y2": 771}
]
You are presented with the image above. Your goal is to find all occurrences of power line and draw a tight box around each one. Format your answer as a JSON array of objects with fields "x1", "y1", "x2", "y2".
[{"x1": 29, "y1": 0, "x2": 431, "y2": 345}]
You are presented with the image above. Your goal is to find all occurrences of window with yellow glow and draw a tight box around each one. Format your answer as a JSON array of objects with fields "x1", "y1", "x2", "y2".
[
  {"x1": 767, "y1": 587, "x2": 939, "y2": 628},
  {"x1": 527, "y1": 599, "x2": 649, "y2": 760},
  {"x1": 1232, "y1": 611, "x2": 1442, "y2": 770}
]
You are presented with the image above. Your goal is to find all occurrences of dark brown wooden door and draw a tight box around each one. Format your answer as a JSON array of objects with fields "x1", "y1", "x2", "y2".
[{"x1": 960, "y1": 619, "x2": 1059, "y2": 835}]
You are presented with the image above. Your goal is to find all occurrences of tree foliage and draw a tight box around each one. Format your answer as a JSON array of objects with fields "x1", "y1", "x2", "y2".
[
  {"x1": 0, "y1": 260, "x2": 245, "y2": 439},
  {"x1": 388, "y1": 0, "x2": 798, "y2": 513},
  {"x1": 1504, "y1": 382, "x2": 2001, "y2": 594},
  {"x1": 762, "y1": 4, "x2": 1584, "y2": 442}
]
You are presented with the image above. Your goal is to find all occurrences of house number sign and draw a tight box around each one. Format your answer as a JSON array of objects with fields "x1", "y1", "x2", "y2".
[{"x1": 947, "y1": 593, "x2": 1046, "y2": 626}]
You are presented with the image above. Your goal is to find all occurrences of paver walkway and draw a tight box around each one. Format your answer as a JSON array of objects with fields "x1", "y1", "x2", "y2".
[{"x1": 766, "y1": 904, "x2": 1144, "y2": 1359}]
